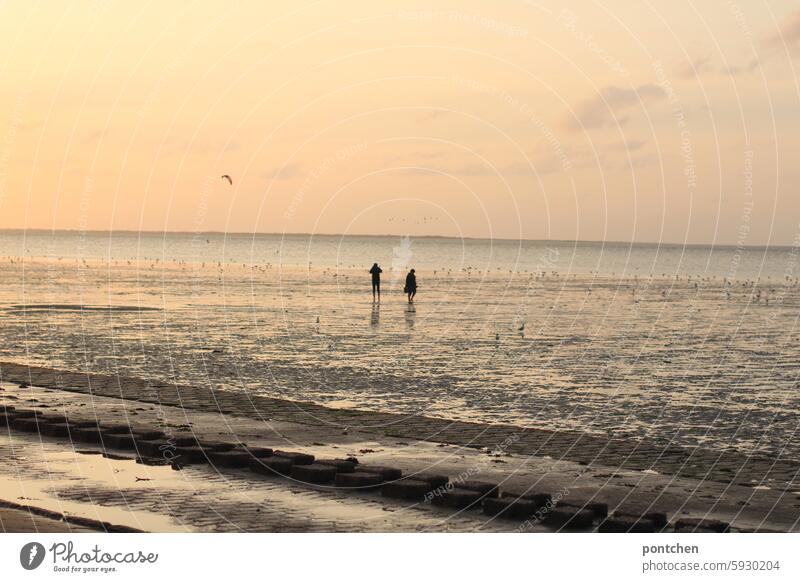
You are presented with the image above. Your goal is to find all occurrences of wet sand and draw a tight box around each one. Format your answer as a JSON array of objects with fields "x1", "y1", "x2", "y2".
[
  {"x1": 2, "y1": 376, "x2": 798, "y2": 532},
  {"x1": 0, "y1": 505, "x2": 98, "y2": 533},
  {"x1": 1, "y1": 257, "x2": 799, "y2": 462}
]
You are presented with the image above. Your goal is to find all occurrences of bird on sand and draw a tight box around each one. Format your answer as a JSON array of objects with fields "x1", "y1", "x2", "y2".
[{"x1": 221, "y1": 174, "x2": 233, "y2": 185}]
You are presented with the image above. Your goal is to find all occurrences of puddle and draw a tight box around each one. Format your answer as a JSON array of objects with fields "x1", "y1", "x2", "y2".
[{"x1": 0, "y1": 434, "x2": 193, "y2": 532}]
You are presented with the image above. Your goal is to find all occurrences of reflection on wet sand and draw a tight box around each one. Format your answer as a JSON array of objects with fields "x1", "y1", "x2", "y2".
[{"x1": 404, "y1": 304, "x2": 416, "y2": 329}]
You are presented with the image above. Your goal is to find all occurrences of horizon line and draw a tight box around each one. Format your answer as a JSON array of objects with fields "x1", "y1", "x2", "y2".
[{"x1": 0, "y1": 227, "x2": 793, "y2": 251}]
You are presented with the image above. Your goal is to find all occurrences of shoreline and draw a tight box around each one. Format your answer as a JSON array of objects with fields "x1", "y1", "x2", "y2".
[{"x1": 0, "y1": 228, "x2": 795, "y2": 251}]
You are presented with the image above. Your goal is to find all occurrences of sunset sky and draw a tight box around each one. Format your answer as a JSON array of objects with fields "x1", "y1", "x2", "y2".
[{"x1": 1, "y1": 0, "x2": 799, "y2": 245}]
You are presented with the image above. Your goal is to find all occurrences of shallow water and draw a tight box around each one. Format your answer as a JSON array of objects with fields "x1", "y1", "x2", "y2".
[{"x1": 1, "y1": 231, "x2": 799, "y2": 459}]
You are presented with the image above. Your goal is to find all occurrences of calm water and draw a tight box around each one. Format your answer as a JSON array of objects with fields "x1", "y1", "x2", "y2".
[{"x1": 1, "y1": 230, "x2": 799, "y2": 460}]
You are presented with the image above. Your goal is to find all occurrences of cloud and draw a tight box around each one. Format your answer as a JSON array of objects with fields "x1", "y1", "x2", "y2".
[
  {"x1": 676, "y1": 54, "x2": 715, "y2": 79},
  {"x1": 262, "y1": 162, "x2": 304, "y2": 180},
  {"x1": 702, "y1": 9, "x2": 800, "y2": 77},
  {"x1": 565, "y1": 84, "x2": 666, "y2": 131},
  {"x1": 82, "y1": 129, "x2": 107, "y2": 144},
  {"x1": 765, "y1": 9, "x2": 800, "y2": 51},
  {"x1": 720, "y1": 57, "x2": 760, "y2": 76},
  {"x1": 396, "y1": 158, "x2": 564, "y2": 178}
]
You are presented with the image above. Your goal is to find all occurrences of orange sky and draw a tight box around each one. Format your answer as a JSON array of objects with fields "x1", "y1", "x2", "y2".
[{"x1": 1, "y1": 0, "x2": 799, "y2": 245}]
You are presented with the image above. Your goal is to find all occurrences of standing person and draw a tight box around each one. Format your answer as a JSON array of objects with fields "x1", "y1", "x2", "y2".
[
  {"x1": 369, "y1": 262, "x2": 383, "y2": 301},
  {"x1": 404, "y1": 268, "x2": 417, "y2": 303}
]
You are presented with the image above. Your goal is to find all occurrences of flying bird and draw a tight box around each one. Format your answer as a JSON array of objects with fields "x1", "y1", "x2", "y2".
[{"x1": 221, "y1": 174, "x2": 233, "y2": 185}]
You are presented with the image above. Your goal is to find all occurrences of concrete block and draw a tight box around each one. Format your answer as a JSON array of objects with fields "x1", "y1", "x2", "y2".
[
  {"x1": 317, "y1": 458, "x2": 357, "y2": 473},
  {"x1": 291, "y1": 463, "x2": 337, "y2": 484},
  {"x1": 459, "y1": 480, "x2": 499, "y2": 498},
  {"x1": 243, "y1": 446, "x2": 273, "y2": 458},
  {"x1": 250, "y1": 456, "x2": 293, "y2": 477},
  {"x1": 355, "y1": 465, "x2": 402, "y2": 480},
  {"x1": 172, "y1": 434, "x2": 200, "y2": 447},
  {"x1": 413, "y1": 473, "x2": 449, "y2": 489},
  {"x1": 209, "y1": 450, "x2": 251, "y2": 468},
  {"x1": 41, "y1": 422, "x2": 71, "y2": 438},
  {"x1": 133, "y1": 430, "x2": 166, "y2": 441},
  {"x1": 544, "y1": 507, "x2": 595, "y2": 530},
  {"x1": 102, "y1": 433, "x2": 137, "y2": 450},
  {"x1": 72, "y1": 426, "x2": 104, "y2": 443},
  {"x1": 674, "y1": 518, "x2": 730, "y2": 533},
  {"x1": 334, "y1": 471, "x2": 384, "y2": 489},
  {"x1": 11, "y1": 417, "x2": 43, "y2": 433},
  {"x1": 381, "y1": 479, "x2": 432, "y2": 502},
  {"x1": 200, "y1": 441, "x2": 237, "y2": 452},
  {"x1": 483, "y1": 496, "x2": 541, "y2": 520},
  {"x1": 558, "y1": 500, "x2": 609, "y2": 519},
  {"x1": 174, "y1": 446, "x2": 210, "y2": 464},
  {"x1": 274, "y1": 450, "x2": 315, "y2": 465},
  {"x1": 104, "y1": 424, "x2": 135, "y2": 435},
  {"x1": 599, "y1": 516, "x2": 657, "y2": 533},
  {"x1": 8, "y1": 409, "x2": 36, "y2": 418},
  {"x1": 136, "y1": 439, "x2": 173, "y2": 458},
  {"x1": 502, "y1": 491, "x2": 552, "y2": 508},
  {"x1": 615, "y1": 510, "x2": 668, "y2": 529},
  {"x1": 430, "y1": 487, "x2": 484, "y2": 509}
]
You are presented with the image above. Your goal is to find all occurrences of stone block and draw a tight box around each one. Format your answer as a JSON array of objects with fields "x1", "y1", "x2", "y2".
[
  {"x1": 249, "y1": 456, "x2": 293, "y2": 477},
  {"x1": 290, "y1": 463, "x2": 337, "y2": 484},
  {"x1": 274, "y1": 450, "x2": 315, "y2": 465},
  {"x1": 430, "y1": 487, "x2": 484, "y2": 509},
  {"x1": 0, "y1": 411, "x2": 17, "y2": 427},
  {"x1": 102, "y1": 432, "x2": 137, "y2": 450},
  {"x1": 502, "y1": 491, "x2": 552, "y2": 508},
  {"x1": 72, "y1": 426, "x2": 104, "y2": 443},
  {"x1": 558, "y1": 500, "x2": 609, "y2": 519},
  {"x1": 674, "y1": 518, "x2": 730, "y2": 533},
  {"x1": 243, "y1": 446, "x2": 273, "y2": 458},
  {"x1": 459, "y1": 480, "x2": 499, "y2": 498},
  {"x1": 483, "y1": 496, "x2": 541, "y2": 520},
  {"x1": 11, "y1": 417, "x2": 43, "y2": 433},
  {"x1": 599, "y1": 516, "x2": 657, "y2": 533},
  {"x1": 334, "y1": 471, "x2": 384, "y2": 489},
  {"x1": 413, "y1": 473, "x2": 449, "y2": 489},
  {"x1": 41, "y1": 422, "x2": 71, "y2": 438},
  {"x1": 317, "y1": 458, "x2": 357, "y2": 473},
  {"x1": 355, "y1": 465, "x2": 402, "y2": 480},
  {"x1": 544, "y1": 507, "x2": 595, "y2": 530},
  {"x1": 174, "y1": 446, "x2": 210, "y2": 464},
  {"x1": 209, "y1": 450, "x2": 251, "y2": 468},
  {"x1": 381, "y1": 479, "x2": 432, "y2": 502},
  {"x1": 615, "y1": 510, "x2": 668, "y2": 529}
]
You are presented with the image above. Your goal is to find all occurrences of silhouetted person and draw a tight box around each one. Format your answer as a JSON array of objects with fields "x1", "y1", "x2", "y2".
[
  {"x1": 369, "y1": 263, "x2": 383, "y2": 300},
  {"x1": 404, "y1": 268, "x2": 417, "y2": 303}
]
